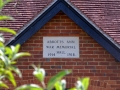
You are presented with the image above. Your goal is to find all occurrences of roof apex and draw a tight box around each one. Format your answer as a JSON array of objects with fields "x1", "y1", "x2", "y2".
[{"x1": 6, "y1": 0, "x2": 120, "y2": 61}]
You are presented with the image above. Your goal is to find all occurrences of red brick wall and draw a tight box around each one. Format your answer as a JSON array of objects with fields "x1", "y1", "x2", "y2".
[{"x1": 8, "y1": 12, "x2": 120, "y2": 90}]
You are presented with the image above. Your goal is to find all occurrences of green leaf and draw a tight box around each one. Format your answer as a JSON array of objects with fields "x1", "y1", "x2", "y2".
[
  {"x1": 5, "y1": 47, "x2": 13, "y2": 59},
  {"x1": 0, "y1": 27, "x2": 16, "y2": 35},
  {"x1": 0, "y1": 0, "x2": 3, "y2": 9},
  {"x1": 81, "y1": 77, "x2": 89, "y2": 90},
  {"x1": 11, "y1": 66, "x2": 22, "y2": 78},
  {"x1": 69, "y1": 88, "x2": 77, "y2": 90},
  {"x1": 0, "y1": 42, "x2": 4, "y2": 47},
  {"x1": 0, "y1": 75, "x2": 5, "y2": 80},
  {"x1": 33, "y1": 68, "x2": 45, "y2": 82},
  {"x1": 15, "y1": 44, "x2": 20, "y2": 54},
  {"x1": 0, "y1": 34, "x2": 4, "y2": 43},
  {"x1": 0, "y1": 56, "x2": 9, "y2": 66},
  {"x1": 12, "y1": 52, "x2": 30, "y2": 61},
  {"x1": 8, "y1": 44, "x2": 20, "y2": 59},
  {"x1": 60, "y1": 79, "x2": 66, "y2": 90},
  {"x1": 0, "y1": 61, "x2": 4, "y2": 68},
  {"x1": 0, "y1": 0, "x2": 13, "y2": 10},
  {"x1": 10, "y1": 45, "x2": 16, "y2": 56},
  {"x1": 0, "y1": 49, "x2": 4, "y2": 55},
  {"x1": 5, "y1": 70, "x2": 16, "y2": 86},
  {"x1": 54, "y1": 81, "x2": 62, "y2": 90},
  {"x1": 15, "y1": 84, "x2": 43, "y2": 90},
  {"x1": 0, "y1": 81, "x2": 8, "y2": 88},
  {"x1": 47, "y1": 70, "x2": 72, "y2": 90},
  {"x1": 0, "y1": 16, "x2": 14, "y2": 20},
  {"x1": 0, "y1": 68, "x2": 4, "y2": 75},
  {"x1": 0, "y1": 70, "x2": 15, "y2": 86},
  {"x1": 0, "y1": 69, "x2": 16, "y2": 87},
  {"x1": 0, "y1": 37, "x2": 4, "y2": 43},
  {"x1": 32, "y1": 64, "x2": 38, "y2": 71},
  {"x1": 10, "y1": 61, "x2": 17, "y2": 64}
]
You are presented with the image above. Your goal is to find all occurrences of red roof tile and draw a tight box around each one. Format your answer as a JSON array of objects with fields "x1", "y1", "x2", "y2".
[
  {"x1": 1, "y1": 0, "x2": 53, "y2": 41},
  {"x1": 70, "y1": 0, "x2": 120, "y2": 44},
  {"x1": 1, "y1": 0, "x2": 120, "y2": 46}
]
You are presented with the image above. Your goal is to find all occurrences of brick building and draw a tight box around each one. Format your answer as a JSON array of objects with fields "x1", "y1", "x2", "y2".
[{"x1": 1, "y1": 0, "x2": 120, "y2": 90}]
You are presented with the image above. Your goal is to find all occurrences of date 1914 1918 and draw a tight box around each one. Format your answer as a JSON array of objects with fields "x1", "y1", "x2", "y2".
[{"x1": 48, "y1": 52, "x2": 76, "y2": 57}]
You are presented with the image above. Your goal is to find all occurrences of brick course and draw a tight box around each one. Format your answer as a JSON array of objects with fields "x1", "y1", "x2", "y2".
[{"x1": 5, "y1": 11, "x2": 120, "y2": 90}]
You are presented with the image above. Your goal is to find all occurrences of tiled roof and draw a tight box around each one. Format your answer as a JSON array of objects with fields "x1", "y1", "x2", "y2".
[
  {"x1": 1, "y1": 0, "x2": 120, "y2": 46},
  {"x1": 70, "y1": 0, "x2": 120, "y2": 44},
  {"x1": 5, "y1": 0, "x2": 120, "y2": 61},
  {"x1": 1, "y1": 0, "x2": 53, "y2": 41}
]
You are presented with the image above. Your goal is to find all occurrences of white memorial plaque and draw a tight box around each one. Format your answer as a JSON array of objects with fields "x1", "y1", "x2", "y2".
[{"x1": 43, "y1": 37, "x2": 79, "y2": 58}]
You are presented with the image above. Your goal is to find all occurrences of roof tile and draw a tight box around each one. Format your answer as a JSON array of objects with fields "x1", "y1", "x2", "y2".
[
  {"x1": 1, "y1": 0, "x2": 53, "y2": 41},
  {"x1": 70, "y1": 0, "x2": 120, "y2": 44},
  {"x1": 1, "y1": 0, "x2": 120, "y2": 45}
]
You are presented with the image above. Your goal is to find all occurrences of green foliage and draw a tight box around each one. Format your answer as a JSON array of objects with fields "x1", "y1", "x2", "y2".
[
  {"x1": 0, "y1": 40, "x2": 30, "y2": 88},
  {"x1": 32, "y1": 65, "x2": 45, "y2": 82},
  {"x1": 0, "y1": 27, "x2": 16, "y2": 35},
  {"x1": 15, "y1": 84, "x2": 43, "y2": 90},
  {"x1": 54, "y1": 79, "x2": 66, "y2": 90},
  {"x1": 0, "y1": 81, "x2": 8, "y2": 88},
  {"x1": 0, "y1": 0, "x2": 30, "y2": 89},
  {"x1": 0, "y1": 1, "x2": 90, "y2": 90},
  {"x1": 47, "y1": 70, "x2": 71, "y2": 90},
  {"x1": 0, "y1": 39, "x2": 30, "y2": 89},
  {"x1": 16, "y1": 66, "x2": 89, "y2": 90},
  {"x1": 69, "y1": 78, "x2": 89, "y2": 90},
  {"x1": 0, "y1": 16, "x2": 14, "y2": 20},
  {"x1": 81, "y1": 78, "x2": 89, "y2": 90},
  {"x1": 0, "y1": 0, "x2": 13, "y2": 10}
]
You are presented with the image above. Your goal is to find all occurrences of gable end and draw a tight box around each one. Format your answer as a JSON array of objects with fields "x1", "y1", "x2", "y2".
[{"x1": 7, "y1": 0, "x2": 120, "y2": 61}]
